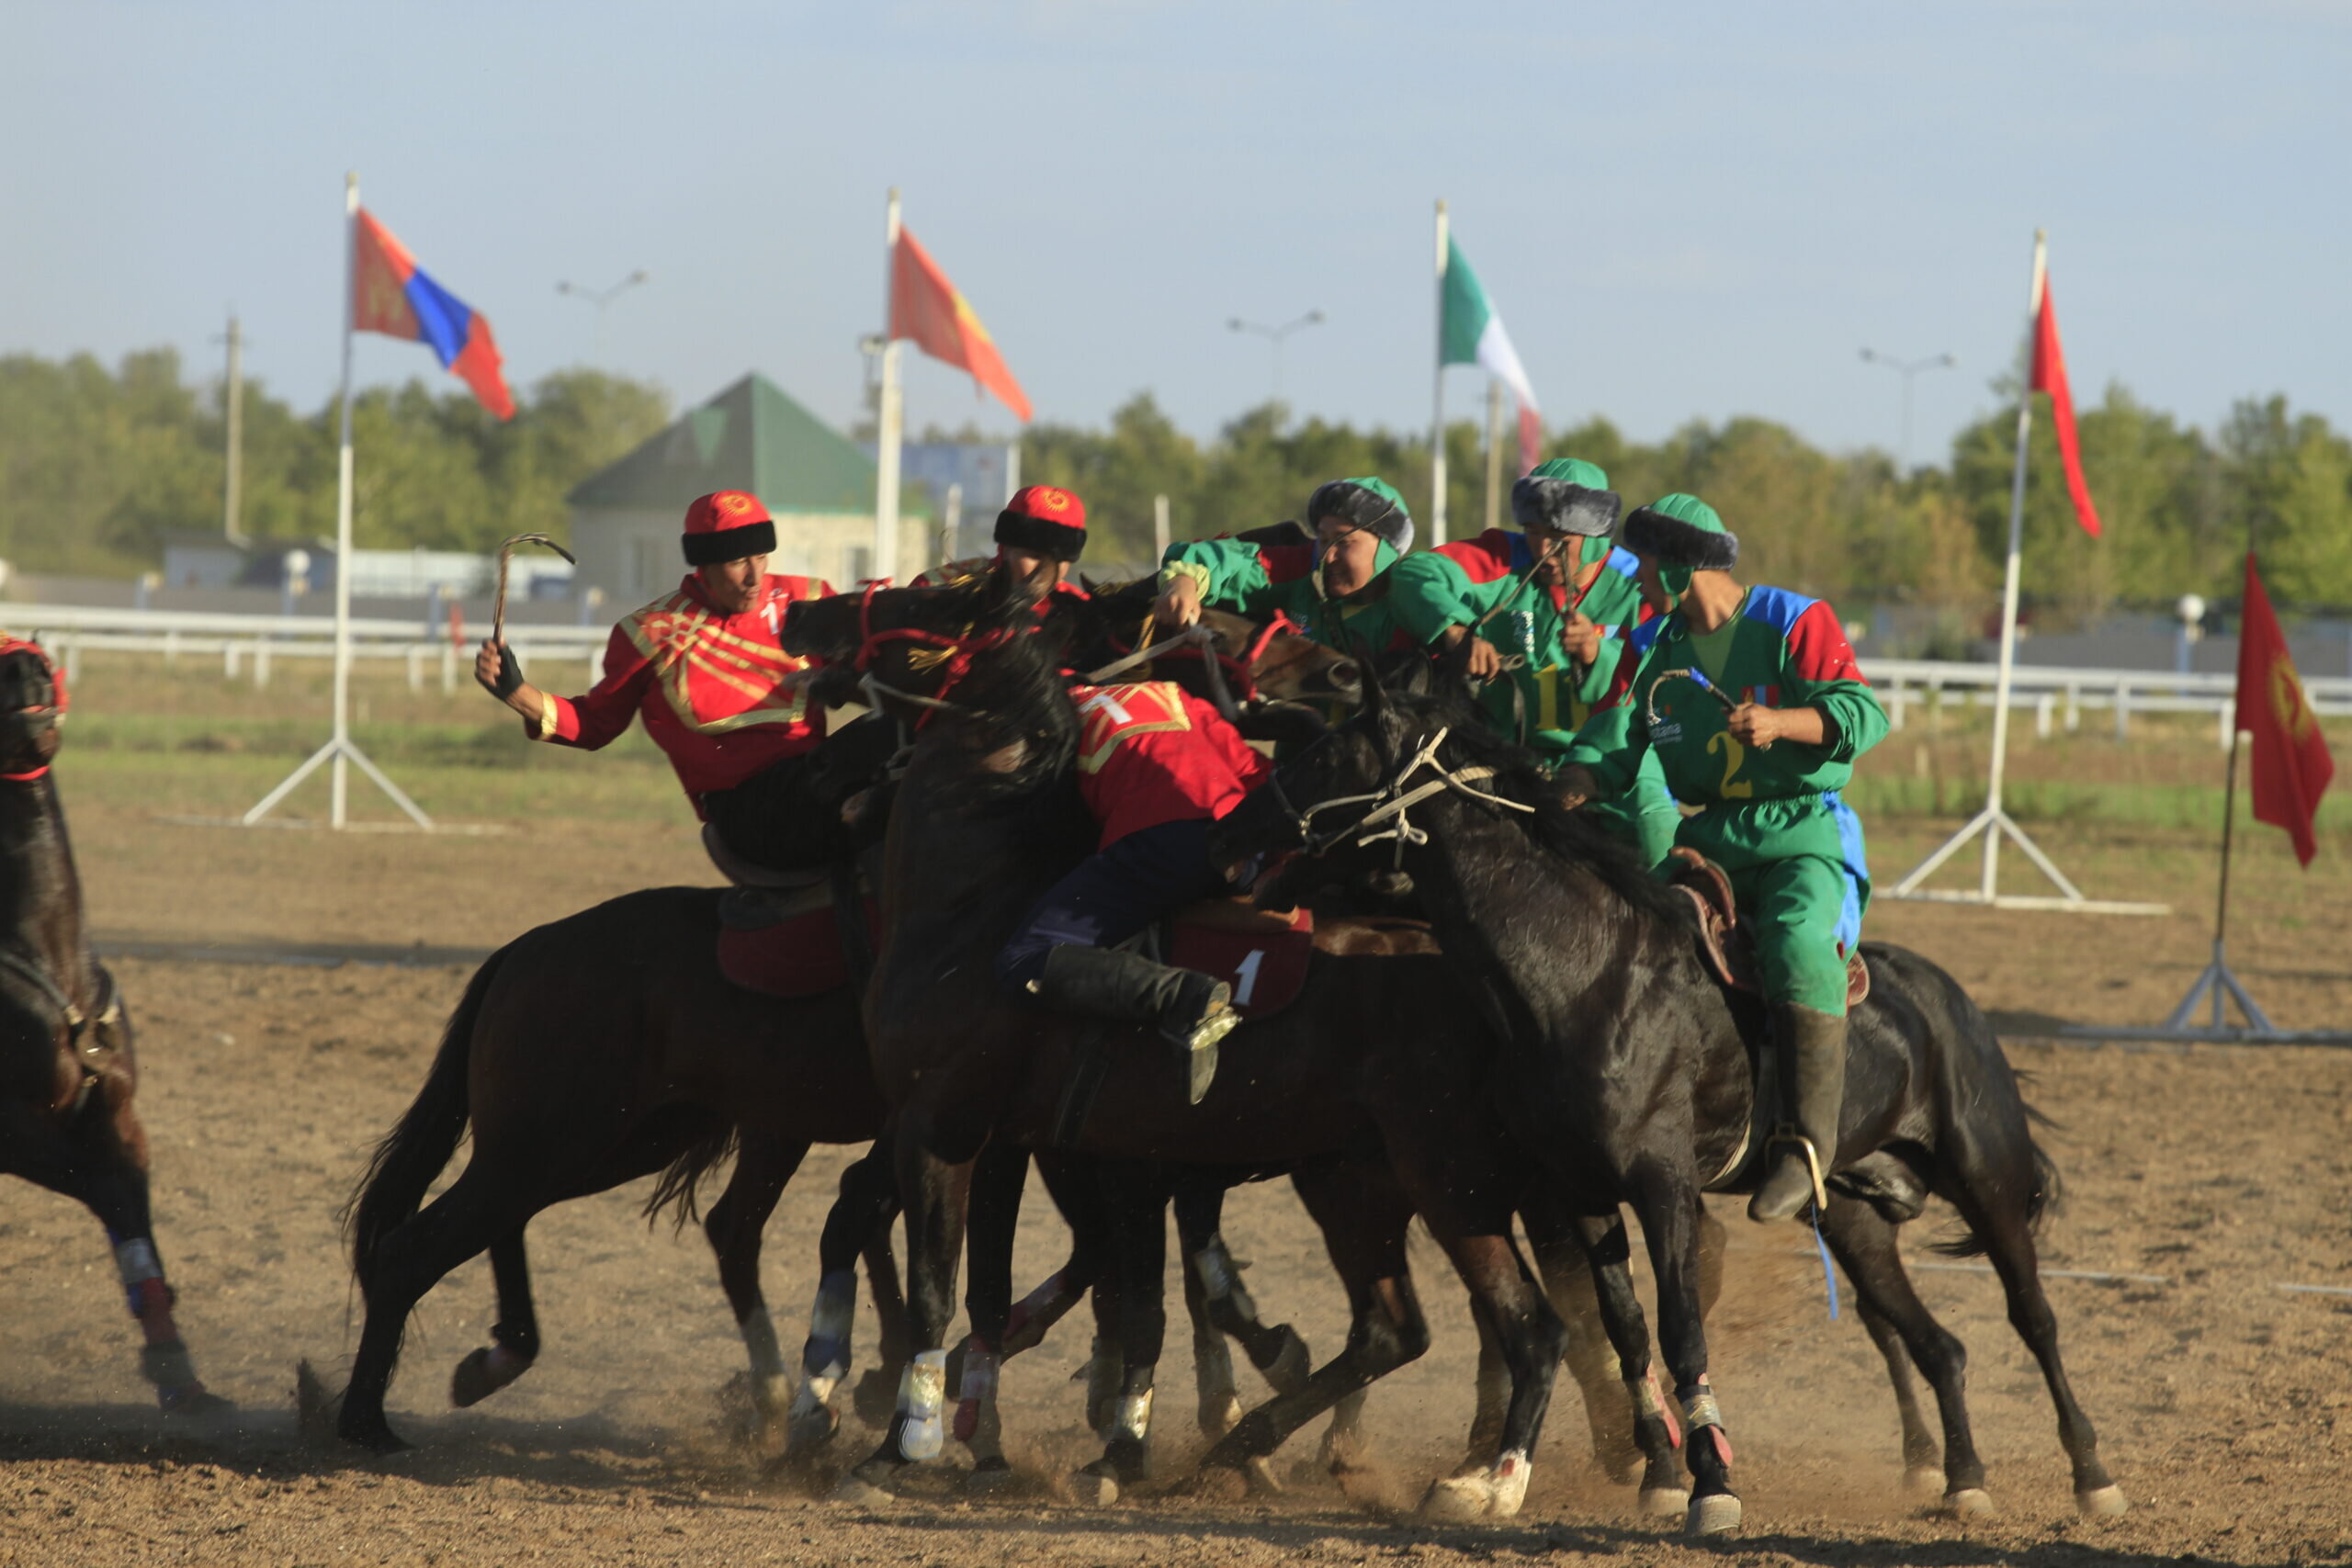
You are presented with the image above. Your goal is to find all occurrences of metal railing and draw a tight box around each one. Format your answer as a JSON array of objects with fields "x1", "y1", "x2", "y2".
[{"x1": 1861, "y1": 657, "x2": 2352, "y2": 749}]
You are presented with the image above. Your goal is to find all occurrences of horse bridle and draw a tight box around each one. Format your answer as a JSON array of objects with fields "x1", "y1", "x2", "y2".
[
  {"x1": 846, "y1": 581, "x2": 1018, "y2": 728},
  {"x1": 1271, "y1": 722, "x2": 1533, "y2": 859}
]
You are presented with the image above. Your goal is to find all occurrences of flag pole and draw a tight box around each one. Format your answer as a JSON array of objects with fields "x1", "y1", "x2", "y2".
[
  {"x1": 243, "y1": 171, "x2": 431, "y2": 831},
  {"x1": 1430, "y1": 198, "x2": 1449, "y2": 548},
  {"x1": 1883, "y1": 228, "x2": 2156, "y2": 914},
  {"x1": 873, "y1": 187, "x2": 905, "y2": 585},
  {"x1": 1483, "y1": 376, "x2": 1506, "y2": 534}
]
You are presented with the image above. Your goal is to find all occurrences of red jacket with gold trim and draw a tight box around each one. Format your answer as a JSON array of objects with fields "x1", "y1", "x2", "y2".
[
  {"x1": 1069, "y1": 681, "x2": 1272, "y2": 851},
  {"x1": 531, "y1": 573, "x2": 832, "y2": 813}
]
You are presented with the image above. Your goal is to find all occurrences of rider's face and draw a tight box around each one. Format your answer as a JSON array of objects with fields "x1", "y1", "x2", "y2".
[
  {"x1": 697, "y1": 553, "x2": 768, "y2": 615},
  {"x1": 1525, "y1": 525, "x2": 1576, "y2": 587},
  {"x1": 997, "y1": 547, "x2": 1066, "y2": 601},
  {"x1": 1316, "y1": 522, "x2": 1384, "y2": 598},
  {"x1": 1634, "y1": 554, "x2": 1677, "y2": 615}
]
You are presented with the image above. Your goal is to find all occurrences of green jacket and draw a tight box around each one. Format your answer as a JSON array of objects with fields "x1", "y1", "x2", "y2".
[
  {"x1": 1566, "y1": 584, "x2": 1888, "y2": 876},
  {"x1": 1159, "y1": 535, "x2": 1415, "y2": 660}
]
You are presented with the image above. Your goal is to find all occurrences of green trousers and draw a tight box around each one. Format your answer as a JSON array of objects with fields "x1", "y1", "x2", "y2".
[{"x1": 1681, "y1": 794, "x2": 1869, "y2": 1018}]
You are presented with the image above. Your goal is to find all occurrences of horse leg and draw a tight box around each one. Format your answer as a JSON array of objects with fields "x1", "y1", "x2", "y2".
[
  {"x1": 1197, "y1": 1161, "x2": 1429, "y2": 1497},
  {"x1": 1565, "y1": 1209, "x2": 1690, "y2": 1514},
  {"x1": 1815, "y1": 1200, "x2": 1973, "y2": 1509},
  {"x1": 850, "y1": 1136, "x2": 970, "y2": 1488},
  {"x1": 1069, "y1": 1158, "x2": 1170, "y2": 1502},
  {"x1": 858, "y1": 1159, "x2": 913, "y2": 1424},
  {"x1": 1523, "y1": 1203, "x2": 1636, "y2": 1485},
  {"x1": 1947, "y1": 1178, "x2": 2125, "y2": 1516},
  {"x1": 0, "y1": 1101, "x2": 221, "y2": 1416},
  {"x1": 1418, "y1": 1231, "x2": 1566, "y2": 1521},
  {"x1": 1170, "y1": 1171, "x2": 1239, "y2": 1438},
  {"x1": 448, "y1": 1229, "x2": 541, "y2": 1409},
  {"x1": 1630, "y1": 1163, "x2": 1739, "y2": 1535},
  {"x1": 791, "y1": 1139, "x2": 899, "y2": 1451},
  {"x1": 954, "y1": 1139, "x2": 1030, "y2": 1492},
  {"x1": 1179, "y1": 1174, "x2": 1312, "y2": 1398},
  {"x1": 340, "y1": 1164, "x2": 543, "y2": 1452},
  {"x1": 696, "y1": 1134, "x2": 807, "y2": 1441},
  {"x1": 1001, "y1": 1149, "x2": 1102, "y2": 1360}
]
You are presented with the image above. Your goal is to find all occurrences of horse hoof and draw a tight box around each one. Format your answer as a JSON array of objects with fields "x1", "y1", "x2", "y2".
[
  {"x1": 1943, "y1": 1487, "x2": 1996, "y2": 1519},
  {"x1": 965, "y1": 1459, "x2": 1016, "y2": 1496},
  {"x1": 786, "y1": 1404, "x2": 839, "y2": 1457},
  {"x1": 1261, "y1": 1330, "x2": 1311, "y2": 1396},
  {"x1": 1421, "y1": 1473, "x2": 1493, "y2": 1522},
  {"x1": 337, "y1": 1418, "x2": 411, "y2": 1456},
  {"x1": 1069, "y1": 1468, "x2": 1120, "y2": 1506},
  {"x1": 831, "y1": 1472, "x2": 896, "y2": 1507},
  {"x1": 2076, "y1": 1483, "x2": 2129, "y2": 1518},
  {"x1": 1639, "y1": 1485, "x2": 1690, "y2": 1519},
  {"x1": 1240, "y1": 1456, "x2": 1283, "y2": 1498},
  {"x1": 1900, "y1": 1465, "x2": 1945, "y2": 1502},
  {"x1": 160, "y1": 1387, "x2": 234, "y2": 1420},
  {"x1": 449, "y1": 1348, "x2": 499, "y2": 1408},
  {"x1": 1685, "y1": 1492, "x2": 1742, "y2": 1536},
  {"x1": 1198, "y1": 1393, "x2": 1242, "y2": 1438}
]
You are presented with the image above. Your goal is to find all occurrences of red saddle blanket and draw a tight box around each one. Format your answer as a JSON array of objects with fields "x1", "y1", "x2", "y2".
[
  {"x1": 717, "y1": 883, "x2": 880, "y2": 999},
  {"x1": 1166, "y1": 901, "x2": 1317, "y2": 1020}
]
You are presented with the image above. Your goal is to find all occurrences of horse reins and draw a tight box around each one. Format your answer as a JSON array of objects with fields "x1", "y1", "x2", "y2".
[
  {"x1": 1273, "y1": 724, "x2": 1532, "y2": 859},
  {"x1": 847, "y1": 580, "x2": 1017, "y2": 728}
]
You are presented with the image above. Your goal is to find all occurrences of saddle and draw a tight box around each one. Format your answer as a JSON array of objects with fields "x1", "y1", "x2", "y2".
[
  {"x1": 1664, "y1": 847, "x2": 1869, "y2": 1010},
  {"x1": 715, "y1": 876, "x2": 881, "y2": 999},
  {"x1": 1162, "y1": 899, "x2": 1317, "y2": 1020}
]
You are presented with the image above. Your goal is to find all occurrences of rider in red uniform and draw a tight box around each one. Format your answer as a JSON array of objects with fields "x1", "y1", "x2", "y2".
[
  {"x1": 475, "y1": 491, "x2": 898, "y2": 872},
  {"x1": 988, "y1": 498, "x2": 1266, "y2": 1105}
]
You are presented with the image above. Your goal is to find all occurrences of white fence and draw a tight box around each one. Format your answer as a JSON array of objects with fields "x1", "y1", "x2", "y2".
[
  {"x1": 7, "y1": 604, "x2": 2352, "y2": 734},
  {"x1": 5, "y1": 604, "x2": 609, "y2": 694}
]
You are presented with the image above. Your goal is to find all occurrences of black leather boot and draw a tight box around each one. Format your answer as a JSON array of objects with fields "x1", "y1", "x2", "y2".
[
  {"x1": 1032, "y1": 945, "x2": 1238, "y2": 1104},
  {"x1": 1749, "y1": 1003, "x2": 1847, "y2": 1223}
]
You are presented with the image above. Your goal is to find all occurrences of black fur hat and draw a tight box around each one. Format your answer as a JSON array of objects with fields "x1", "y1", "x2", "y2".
[{"x1": 1621, "y1": 493, "x2": 1739, "y2": 570}]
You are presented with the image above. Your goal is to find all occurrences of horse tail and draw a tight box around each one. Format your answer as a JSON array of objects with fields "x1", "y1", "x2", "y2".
[
  {"x1": 641, "y1": 1122, "x2": 740, "y2": 1233},
  {"x1": 343, "y1": 945, "x2": 505, "y2": 1284}
]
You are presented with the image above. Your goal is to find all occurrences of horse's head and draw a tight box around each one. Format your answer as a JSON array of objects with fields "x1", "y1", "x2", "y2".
[
  {"x1": 780, "y1": 581, "x2": 1040, "y2": 724},
  {"x1": 0, "y1": 638, "x2": 67, "y2": 780}
]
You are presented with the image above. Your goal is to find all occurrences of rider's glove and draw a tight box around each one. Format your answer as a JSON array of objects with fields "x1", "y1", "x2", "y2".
[{"x1": 482, "y1": 642, "x2": 525, "y2": 700}]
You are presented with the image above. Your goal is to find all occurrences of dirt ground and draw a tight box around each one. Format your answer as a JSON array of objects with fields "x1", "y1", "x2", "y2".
[{"x1": 4, "y1": 789, "x2": 2352, "y2": 1566}]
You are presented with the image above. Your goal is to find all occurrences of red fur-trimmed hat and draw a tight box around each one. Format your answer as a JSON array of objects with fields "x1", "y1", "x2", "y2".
[
  {"x1": 993, "y1": 484, "x2": 1088, "y2": 563},
  {"x1": 681, "y1": 491, "x2": 779, "y2": 567}
]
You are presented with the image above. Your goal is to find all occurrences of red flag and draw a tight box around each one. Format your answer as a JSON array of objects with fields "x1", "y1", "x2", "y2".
[
  {"x1": 350, "y1": 209, "x2": 514, "y2": 420},
  {"x1": 889, "y1": 227, "x2": 1032, "y2": 423},
  {"x1": 2234, "y1": 553, "x2": 2335, "y2": 866},
  {"x1": 2030, "y1": 274, "x2": 2099, "y2": 536}
]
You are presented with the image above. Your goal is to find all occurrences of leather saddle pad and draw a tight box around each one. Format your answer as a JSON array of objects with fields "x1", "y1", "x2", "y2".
[
  {"x1": 1666, "y1": 848, "x2": 1869, "y2": 1010},
  {"x1": 717, "y1": 881, "x2": 879, "y2": 999},
  {"x1": 1167, "y1": 899, "x2": 1317, "y2": 1020}
]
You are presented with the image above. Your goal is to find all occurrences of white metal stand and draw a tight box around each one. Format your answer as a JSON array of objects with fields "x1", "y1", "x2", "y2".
[
  {"x1": 1429, "y1": 198, "x2": 1449, "y2": 548},
  {"x1": 245, "y1": 172, "x2": 432, "y2": 831},
  {"x1": 1884, "y1": 229, "x2": 2158, "y2": 916}
]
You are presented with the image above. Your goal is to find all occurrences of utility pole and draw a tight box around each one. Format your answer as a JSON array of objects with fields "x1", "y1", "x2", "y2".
[
  {"x1": 222, "y1": 312, "x2": 246, "y2": 547},
  {"x1": 1482, "y1": 377, "x2": 1506, "y2": 534}
]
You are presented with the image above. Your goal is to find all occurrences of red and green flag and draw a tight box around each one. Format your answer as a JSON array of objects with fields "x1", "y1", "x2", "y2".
[{"x1": 1441, "y1": 234, "x2": 1542, "y2": 472}]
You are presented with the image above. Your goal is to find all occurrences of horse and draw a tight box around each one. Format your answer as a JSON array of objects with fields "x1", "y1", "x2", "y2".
[
  {"x1": 0, "y1": 637, "x2": 227, "y2": 1416},
  {"x1": 1207, "y1": 672, "x2": 2128, "y2": 1531},
  {"x1": 779, "y1": 581, "x2": 1661, "y2": 1517},
  {"x1": 330, "y1": 592, "x2": 1355, "y2": 1458}
]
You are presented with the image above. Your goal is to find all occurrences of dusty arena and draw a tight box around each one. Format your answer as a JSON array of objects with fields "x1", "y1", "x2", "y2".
[{"x1": 2, "y1": 692, "x2": 2349, "y2": 1566}]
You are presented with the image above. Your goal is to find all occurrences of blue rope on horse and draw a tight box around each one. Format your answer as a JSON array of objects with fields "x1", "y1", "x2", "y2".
[{"x1": 1810, "y1": 1209, "x2": 1841, "y2": 1321}]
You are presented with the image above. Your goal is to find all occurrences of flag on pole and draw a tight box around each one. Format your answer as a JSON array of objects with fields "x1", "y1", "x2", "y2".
[
  {"x1": 2234, "y1": 553, "x2": 2335, "y2": 866},
  {"x1": 2029, "y1": 271, "x2": 2099, "y2": 536},
  {"x1": 351, "y1": 209, "x2": 514, "y2": 420},
  {"x1": 890, "y1": 227, "x2": 1032, "y2": 423},
  {"x1": 1440, "y1": 234, "x2": 1542, "y2": 473}
]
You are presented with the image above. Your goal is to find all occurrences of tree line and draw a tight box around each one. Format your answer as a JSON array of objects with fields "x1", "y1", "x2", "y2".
[{"x1": 5, "y1": 346, "x2": 2347, "y2": 623}]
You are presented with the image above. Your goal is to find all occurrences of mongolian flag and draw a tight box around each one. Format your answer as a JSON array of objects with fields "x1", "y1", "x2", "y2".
[
  {"x1": 889, "y1": 226, "x2": 1032, "y2": 423},
  {"x1": 2235, "y1": 552, "x2": 2335, "y2": 866},
  {"x1": 2030, "y1": 269, "x2": 2099, "y2": 537},
  {"x1": 352, "y1": 208, "x2": 516, "y2": 420}
]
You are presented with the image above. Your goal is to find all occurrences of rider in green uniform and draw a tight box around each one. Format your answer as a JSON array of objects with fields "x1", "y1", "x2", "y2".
[
  {"x1": 1152, "y1": 476, "x2": 1416, "y2": 662},
  {"x1": 1386, "y1": 458, "x2": 1679, "y2": 868},
  {"x1": 1558, "y1": 493, "x2": 1889, "y2": 1223}
]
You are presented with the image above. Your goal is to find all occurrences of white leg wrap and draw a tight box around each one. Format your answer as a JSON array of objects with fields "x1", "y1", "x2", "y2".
[
  {"x1": 114, "y1": 1238, "x2": 163, "y2": 1292},
  {"x1": 1490, "y1": 1448, "x2": 1532, "y2": 1517},
  {"x1": 1191, "y1": 1243, "x2": 1235, "y2": 1300},
  {"x1": 958, "y1": 1347, "x2": 1000, "y2": 1407},
  {"x1": 803, "y1": 1269, "x2": 855, "y2": 1381},
  {"x1": 1111, "y1": 1387, "x2": 1154, "y2": 1443},
  {"x1": 899, "y1": 1349, "x2": 947, "y2": 1461}
]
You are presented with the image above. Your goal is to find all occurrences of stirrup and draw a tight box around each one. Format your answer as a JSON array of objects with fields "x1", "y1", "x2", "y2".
[{"x1": 1762, "y1": 1124, "x2": 1829, "y2": 1215}]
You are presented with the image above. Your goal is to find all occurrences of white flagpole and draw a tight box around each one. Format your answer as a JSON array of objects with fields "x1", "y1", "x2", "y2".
[
  {"x1": 1883, "y1": 227, "x2": 2155, "y2": 914},
  {"x1": 873, "y1": 187, "x2": 905, "y2": 585},
  {"x1": 1430, "y1": 198, "x2": 1449, "y2": 547},
  {"x1": 243, "y1": 171, "x2": 431, "y2": 830}
]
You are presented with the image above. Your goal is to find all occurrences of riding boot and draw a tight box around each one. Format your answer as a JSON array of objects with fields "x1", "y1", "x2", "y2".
[
  {"x1": 1032, "y1": 944, "x2": 1238, "y2": 1105},
  {"x1": 1748, "y1": 1003, "x2": 1848, "y2": 1224}
]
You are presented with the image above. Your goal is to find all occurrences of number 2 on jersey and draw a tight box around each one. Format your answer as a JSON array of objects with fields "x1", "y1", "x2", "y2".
[{"x1": 1707, "y1": 731, "x2": 1756, "y2": 798}]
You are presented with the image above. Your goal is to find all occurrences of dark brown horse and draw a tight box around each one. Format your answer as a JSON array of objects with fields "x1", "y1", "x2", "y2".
[
  {"x1": 1211, "y1": 676, "x2": 2128, "y2": 1531},
  {"x1": 781, "y1": 583, "x2": 1612, "y2": 1517},
  {"x1": 0, "y1": 638, "x2": 226, "y2": 1416},
  {"x1": 331, "y1": 595, "x2": 1352, "y2": 1456}
]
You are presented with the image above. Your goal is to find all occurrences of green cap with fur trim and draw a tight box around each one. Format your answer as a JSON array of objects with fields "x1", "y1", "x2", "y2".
[{"x1": 1622, "y1": 492, "x2": 1737, "y2": 601}]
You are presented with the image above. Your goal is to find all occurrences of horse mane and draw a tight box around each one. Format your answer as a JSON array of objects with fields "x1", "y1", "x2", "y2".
[
  {"x1": 1385, "y1": 688, "x2": 1694, "y2": 930},
  {"x1": 899, "y1": 580, "x2": 1082, "y2": 810}
]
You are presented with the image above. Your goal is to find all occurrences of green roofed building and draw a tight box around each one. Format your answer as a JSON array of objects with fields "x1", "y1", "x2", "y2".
[{"x1": 567, "y1": 373, "x2": 930, "y2": 603}]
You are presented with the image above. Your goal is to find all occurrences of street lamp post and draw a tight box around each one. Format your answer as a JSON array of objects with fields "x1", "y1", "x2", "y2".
[
  {"x1": 557, "y1": 269, "x2": 651, "y2": 365},
  {"x1": 1858, "y1": 348, "x2": 1957, "y2": 468},
  {"x1": 1228, "y1": 310, "x2": 1326, "y2": 406}
]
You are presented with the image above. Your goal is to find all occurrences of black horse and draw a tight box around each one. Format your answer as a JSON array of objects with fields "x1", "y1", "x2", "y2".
[
  {"x1": 0, "y1": 638, "x2": 226, "y2": 1416},
  {"x1": 1210, "y1": 674, "x2": 2128, "y2": 1532}
]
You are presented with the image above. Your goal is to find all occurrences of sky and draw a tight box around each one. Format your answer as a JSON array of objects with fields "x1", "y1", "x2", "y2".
[{"x1": 6, "y1": 1, "x2": 2348, "y2": 468}]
